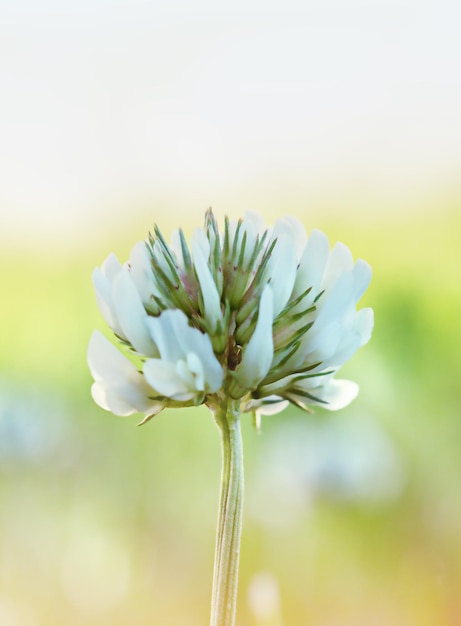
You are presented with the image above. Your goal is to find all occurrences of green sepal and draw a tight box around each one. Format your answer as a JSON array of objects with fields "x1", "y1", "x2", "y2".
[
  {"x1": 178, "y1": 228, "x2": 192, "y2": 269},
  {"x1": 281, "y1": 394, "x2": 314, "y2": 413},
  {"x1": 204, "y1": 209, "x2": 224, "y2": 297},
  {"x1": 284, "y1": 388, "x2": 328, "y2": 405},
  {"x1": 272, "y1": 319, "x2": 314, "y2": 354},
  {"x1": 235, "y1": 238, "x2": 276, "y2": 324},
  {"x1": 250, "y1": 410, "x2": 262, "y2": 433}
]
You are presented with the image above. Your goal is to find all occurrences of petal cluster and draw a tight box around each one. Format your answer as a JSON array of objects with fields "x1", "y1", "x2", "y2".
[{"x1": 88, "y1": 209, "x2": 373, "y2": 422}]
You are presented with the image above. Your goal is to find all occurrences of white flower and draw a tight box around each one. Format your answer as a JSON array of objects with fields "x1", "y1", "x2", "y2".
[
  {"x1": 92, "y1": 253, "x2": 158, "y2": 357},
  {"x1": 92, "y1": 253, "x2": 125, "y2": 338},
  {"x1": 127, "y1": 241, "x2": 162, "y2": 310},
  {"x1": 144, "y1": 309, "x2": 223, "y2": 402},
  {"x1": 88, "y1": 331, "x2": 162, "y2": 417},
  {"x1": 88, "y1": 208, "x2": 373, "y2": 421}
]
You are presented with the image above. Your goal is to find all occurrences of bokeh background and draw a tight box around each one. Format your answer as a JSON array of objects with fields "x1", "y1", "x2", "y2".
[{"x1": 1, "y1": 1, "x2": 460, "y2": 625}]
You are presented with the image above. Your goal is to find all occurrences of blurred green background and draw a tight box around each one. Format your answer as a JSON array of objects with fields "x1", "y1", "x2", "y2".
[{"x1": 1, "y1": 2, "x2": 461, "y2": 625}]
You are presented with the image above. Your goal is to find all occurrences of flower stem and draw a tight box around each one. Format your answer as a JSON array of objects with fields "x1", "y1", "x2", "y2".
[{"x1": 210, "y1": 399, "x2": 244, "y2": 626}]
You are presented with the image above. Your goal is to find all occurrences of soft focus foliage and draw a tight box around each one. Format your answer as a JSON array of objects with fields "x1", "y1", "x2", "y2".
[{"x1": 1, "y1": 207, "x2": 460, "y2": 625}]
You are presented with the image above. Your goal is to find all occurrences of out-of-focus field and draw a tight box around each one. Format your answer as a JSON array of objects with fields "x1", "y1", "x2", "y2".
[{"x1": 1, "y1": 205, "x2": 460, "y2": 626}]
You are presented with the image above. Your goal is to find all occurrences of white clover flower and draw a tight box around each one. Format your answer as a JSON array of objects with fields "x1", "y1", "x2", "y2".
[{"x1": 88, "y1": 209, "x2": 373, "y2": 423}]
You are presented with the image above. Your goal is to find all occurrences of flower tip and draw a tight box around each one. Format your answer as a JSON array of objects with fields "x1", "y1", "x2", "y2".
[
  {"x1": 137, "y1": 410, "x2": 161, "y2": 426},
  {"x1": 323, "y1": 379, "x2": 359, "y2": 410}
]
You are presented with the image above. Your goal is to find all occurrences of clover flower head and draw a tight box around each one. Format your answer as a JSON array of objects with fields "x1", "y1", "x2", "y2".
[{"x1": 88, "y1": 209, "x2": 373, "y2": 423}]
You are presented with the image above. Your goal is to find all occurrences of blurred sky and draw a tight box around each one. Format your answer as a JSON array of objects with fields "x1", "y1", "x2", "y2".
[{"x1": 1, "y1": 0, "x2": 461, "y2": 247}]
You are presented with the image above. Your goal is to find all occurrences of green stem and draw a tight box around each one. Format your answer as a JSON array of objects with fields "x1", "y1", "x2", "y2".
[{"x1": 210, "y1": 399, "x2": 244, "y2": 626}]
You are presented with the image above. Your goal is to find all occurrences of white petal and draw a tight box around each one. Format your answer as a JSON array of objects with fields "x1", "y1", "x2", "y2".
[
  {"x1": 321, "y1": 307, "x2": 374, "y2": 368},
  {"x1": 271, "y1": 216, "x2": 307, "y2": 260},
  {"x1": 243, "y1": 395, "x2": 289, "y2": 430},
  {"x1": 99, "y1": 384, "x2": 150, "y2": 416},
  {"x1": 314, "y1": 271, "x2": 355, "y2": 326},
  {"x1": 300, "y1": 273, "x2": 355, "y2": 361},
  {"x1": 88, "y1": 331, "x2": 160, "y2": 416},
  {"x1": 357, "y1": 307, "x2": 374, "y2": 347},
  {"x1": 322, "y1": 241, "x2": 353, "y2": 291},
  {"x1": 243, "y1": 211, "x2": 266, "y2": 233},
  {"x1": 128, "y1": 241, "x2": 161, "y2": 304},
  {"x1": 301, "y1": 319, "x2": 342, "y2": 364},
  {"x1": 170, "y1": 318, "x2": 223, "y2": 392},
  {"x1": 352, "y1": 259, "x2": 372, "y2": 302},
  {"x1": 294, "y1": 229, "x2": 330, "y2": 301},
  {"x1": 190, "y1": 227, "x2": 210, "y2": 258},
  {"x1": 92, "y1": 266, "x2": 125, "y2": 338},
  {"x1": 265, "y1": 234, "x2": 298, "y2": 317},
  {"x1": 143, "y1": 359, "x2": 194, "y2": 401},
  {"x1": 236, "y1": 285, "x2": 274, "y2": 389},
  {"x1": 146, "y1": 309, "x2": 223, "y2": 394},
  {"x1": 256, "y1": 397, "x2": 289, "y2": 416},
  {"x1": 191, "y1": 228, "x2": 223, "y2": 330},
  {"x1": 186, "y1": 352, "x2": 206, "y2": 390},
  {"x1": 112, "y1": 270, "x2": 158, "y2": 356},
  {"x1": 88, "y1": 330, "x2": 137, "y2": 383},
  {"x1": 316, "y1": 379, "x2": 359, "y2": 410},
  {"x1": 287, "y1": 378, "x2": 359, "y2": 411},
  {"x1": 91, "y1": 382, "x2": 111, "y2": 411},
  {"x1": 101, "y1": 252, "x2": 123, "y2": 281},
  {"x1": 147, "y1": 310, "x2": 184, "y2": 362}
]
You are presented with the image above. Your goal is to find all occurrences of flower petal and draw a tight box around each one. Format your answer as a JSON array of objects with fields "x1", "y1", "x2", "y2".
[
  {"x1": 92, "y1": 383, "x2": 157, "y2": 417},
  {"x1": 146, "y1": 309, "x2": 223, "y2": 395},
  {"x1": 88, "y1": 330, "x2": 137, "y2": 383},
  {"x1": 235, "y1": 285, "x2": 274, "y2": 390},
  {"x1": 294, "y1": 229, "x2": 330, "y2": 302},
  {"x1": 112, "y1": 269, "x2": 159, "y2": 356},
  {"x1": 92, "y1": 255, "x2": 125, "y2": 338},
  {"x1": 265, "y1": 234, "x2": 298, "y2": 317},
  {"x1": 87, "y1": 331, "x2": 161, "y2": 416},
  {"x1": 286, "y1": 378, "x2": 359, "y2": 412},
  {"x1": 322, "y1": 241, "x2": 354, "y2": 291},
  {"x1": 299, "y1": 272, "x2": 356, "y2": 363},
  {"x1": 146, "y1": 309, "x2": 184, "y2": 362},
  {"x1": 101, "y1": 252, "x2": 123, "y2": 280},
  {"x1": 352, "y1": 259, "x2": 372, "y2": 302},
  {"x1": 316, "y1": 379, "x2": 359, "y2": 410},
  {"x1": 271, "y1": 216, "x2": 307, "y2": 260},
  {"x1": 322, "y1": 307, "x2": 374, "y2": 368},
  {"x1": 143, "y1": 359, "x2": 195, "y2": 401},
  {"x1": 255, "y1": 397, "x2": 289, "y2": 416},
  {"x1": 191, "y1": 228, "x2": 223, "y2": 331},
  {"x1": 128, "y1": 241, "x2": 161, "y2": 306}
]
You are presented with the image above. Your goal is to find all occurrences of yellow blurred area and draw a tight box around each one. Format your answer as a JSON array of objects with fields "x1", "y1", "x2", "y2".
[{"x1": 1, "y1": 1, "x2": 461, "y2": 625}]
